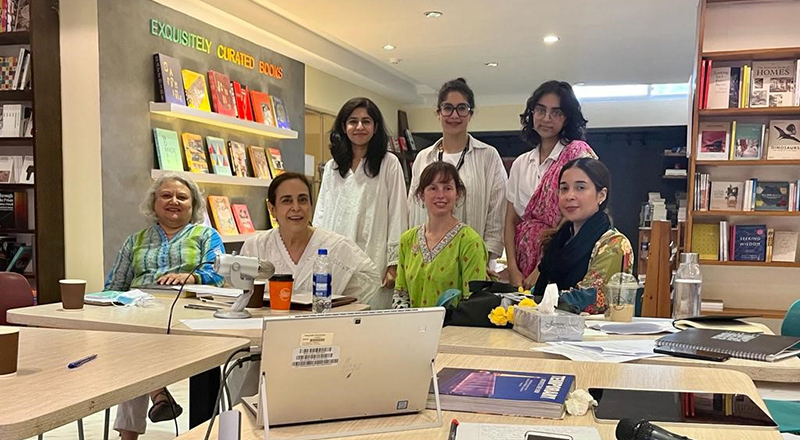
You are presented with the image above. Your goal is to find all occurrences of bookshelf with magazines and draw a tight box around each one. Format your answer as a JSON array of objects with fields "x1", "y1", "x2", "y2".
[{"x1": 686, "y1": 0, "x2": 800, "y2": 319}]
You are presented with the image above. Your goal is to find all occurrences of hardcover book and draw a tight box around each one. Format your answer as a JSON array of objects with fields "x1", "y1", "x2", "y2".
[
  {"x1": 709, "y1": 181, "x2": 744, "y2": 211},
  {"x1": 772, "y1": 231, "x2": 798, "y2": 263},
  {"x1": 749, "y1": 60, "x2": 796, "y2": 108},
  {"x1": 766, "y1": 120, "x2": 800, "y2": 160},
  {"x1": 691, "y1": 223, "x2": 720, "y2": 261},
  {"x1": 231, "y1": 204, "x2": 256, "y2": 234},
  {"x1": 207, "y1": 71, "x2": 236, "y2": 117},
  {"x1": 697, "y1": 122, "x2": 730, "y2": 160},
  {"x1": 656, "y1": 329, "x2": 800, "y2": 362},
  {"x1": 267, "y1": 147, "x2": 285, "y2": 178},
  {"x1": 206, "y1": 136, "x2": 232, "y2": 176},
  {"x1": 755, "y1": 181, "x2": 789, "y2": 211},
  {"x1": 732, "y1": 225, "x2": 767, "y2": 262},
  {"x1": 207, "y1": 195, "x2": 239, "y2": 236},
  {"x1": 152, "y1": 128, "x2": 184, "y2": 171},
  {"x1": 706, "y1": 66, "x2": 731, "y2": 109},
  {"x1": 250, "y1": 91, "x2": 276, "y2": 127},
  {"x1": 271, "y1": 96, "x2": 291, "y2": 129},
  {"x1": 181, "y1": 69, "x2": 211, "y2": 112},
  {"x1": 425, "y1": 367, "x2": 575, "y2": 419},
  {"x1": 228, "y1": 141, "x2": 249, "y2": 177},
  {"x1": 181, "y1": 133, "x2": 209, "y2": 173},
  {"x1": 248, "y1": 146, "x2": 271, "y2": 179},
  {"x1": 232, "y1": 81, "x2": 253, "y2": 121},
  {"x1": 19, "y1": 155, "x2": 32, "y2": 184},
  {"x1": 0, "y1": 190, "x2": 27, "y2": 229},
  {"x1": 153, "y1": 53, "x2": 186, "y2": 105},
  {"x1": 732, "y1": 123, "x2": 764, "y2": 160},
  {"x1": 6, "y1": 244, "x2": 31, "y2": 273},
  {"x1": 0, "y1": 156, "x2": 12, "y2": 183}
]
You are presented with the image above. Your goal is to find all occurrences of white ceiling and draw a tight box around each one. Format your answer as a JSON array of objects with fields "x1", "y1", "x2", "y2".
[{"x1": 255, "y1": 0, "x2": 699, "y2": 104}]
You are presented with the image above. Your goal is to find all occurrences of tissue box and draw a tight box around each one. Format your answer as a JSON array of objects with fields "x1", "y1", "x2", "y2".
[{"x1": 513, "y1": 307, "x2": 585, "y2": 342}]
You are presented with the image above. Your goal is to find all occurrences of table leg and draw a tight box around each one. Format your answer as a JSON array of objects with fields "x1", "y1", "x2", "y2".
[{"x1": 189, "y1": 367, "x2": 221, "y2": 428}]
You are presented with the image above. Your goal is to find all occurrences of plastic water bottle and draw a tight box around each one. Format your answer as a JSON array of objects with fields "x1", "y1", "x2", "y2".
[
  {"x1": 672, "y1": 253, "x2": 703, "y2": 320},
  {"x1": 312, "y1": 248, "x2": 332, "y2": 313}
]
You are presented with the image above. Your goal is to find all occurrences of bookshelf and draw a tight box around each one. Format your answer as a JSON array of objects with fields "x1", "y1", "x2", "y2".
[
  {"x1": 150, "y1": 169, "x2": 272, "y2": 187},
  {"x1": 219, "y1": 231, "x2": 264, "y2": 244},
  {"x1": 149, "y1": 102, "x2": 298, "y2": 140},
  {"x1": 686, "y1": 0, "x2": 800, "y2": 317}
]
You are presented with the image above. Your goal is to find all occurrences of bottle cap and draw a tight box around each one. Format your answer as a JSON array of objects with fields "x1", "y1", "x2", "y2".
[
  {"x1": 318, "y1": 248, "x2": 328, "y2": 255},
  {"x1": 680, "y1": 253, "x2": 699, "y2": 264}
]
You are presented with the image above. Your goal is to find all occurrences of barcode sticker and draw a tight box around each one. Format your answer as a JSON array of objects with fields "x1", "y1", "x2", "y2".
[
  {"x1": 300, "y1": 332, "x2": 333, "y2": 346},
  {"x1": 291, "y1": 346, "x2": 340, "y2": 368}
]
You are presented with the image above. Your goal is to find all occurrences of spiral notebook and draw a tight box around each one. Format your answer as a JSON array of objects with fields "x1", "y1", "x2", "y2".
[{"x1": 656, "y1": 328, "x2": 800, "y2": 362}]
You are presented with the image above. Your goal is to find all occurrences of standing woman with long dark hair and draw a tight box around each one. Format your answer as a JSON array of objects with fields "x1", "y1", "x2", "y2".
[
  {"x1": 407, "y1": 78, "x2": 507, "y2": 265},
  {"x1": 313, "y1": 97, "x2": 408, "y2": 309},
  {"x1": 505, "y1": 81, "x2": 596, "y2": 288}
]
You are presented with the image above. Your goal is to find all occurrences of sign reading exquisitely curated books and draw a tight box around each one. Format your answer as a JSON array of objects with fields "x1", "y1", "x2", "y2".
[{"x1": 149, "y1": 18, "x2": 284, "y2": 80}]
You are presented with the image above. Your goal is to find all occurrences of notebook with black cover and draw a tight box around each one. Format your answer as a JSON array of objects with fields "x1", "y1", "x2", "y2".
[{"x1": 656, "y1": 328, "x2": 800, "y2": 362}]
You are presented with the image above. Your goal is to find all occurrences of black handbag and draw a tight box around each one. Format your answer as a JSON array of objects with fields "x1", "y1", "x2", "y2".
[{"x1": 442, "y1": 281, "x2": 517, "y2": 328}]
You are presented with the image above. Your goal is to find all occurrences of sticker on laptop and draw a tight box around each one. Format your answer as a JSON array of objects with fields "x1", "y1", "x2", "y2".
[
  {"x1": 300, "y1": 332, "x2": 333, "y2": 346},
  {"x1": 291, "y1": 346, "x2": 340, "y2": 368}
]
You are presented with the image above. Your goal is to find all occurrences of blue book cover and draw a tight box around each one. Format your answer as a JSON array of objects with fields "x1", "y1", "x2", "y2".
[
  {"x1": 154, "y1": 53, "x2": 186, "y2": 105},
  {"x1": 435, "y1": 367, "x2": 574, "y2": 404},
  {"x1": 733, "y1": 225, "x2": 767, "y2": 261}
]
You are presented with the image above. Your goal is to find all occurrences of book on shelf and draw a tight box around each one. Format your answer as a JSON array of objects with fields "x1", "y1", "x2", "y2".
[
  {"x1": 19, "y1": 155, "x2": 32, "y2": 184},
  {"x1": 0, "y1": 190, "x2": 27, "y2": 229},
  {"x1": 181, "y1": 133, "x2": 209, "y2": 173},
  {"x1": 207, "y1": 195, "x2": 239, "y2": 236},
  {"x1": 248, "y1": 146, "x2": 271, "y2": 179},
  {"x1": 706, "y1": 65, "x2": 731, "y2": 109},
  {"x1": 700, "y1": 300, "x2": 724, "y2": 312},
  {"x1": 693, "y1": 173, "x2": 711, "y2": 211},
  {"x1": 755, "y1": 181, "x2": 789, "y2": 211},
  {"x1": 207, "y1": 71, "x2": 237, "y2": 117},
  {"x1": 656, "y1": 329, "x2": 800, "y2": 362},
  {"x1": 271, "y1": 96, "x2": 291, "y2": 130},
  {"x1": 0, "y1": 103, "x2": 23, "y2": 137},
  {"x1": 664, "y1": 168, "x2": 687, "y2": 177},
  {"x1": 697, "y1": 122, "x2": 730, "y2": 160},
  {"x1": 691, "y1": 223, "x2": 720, "y2": 261},
  {"x1": 0, "y1": 156, "x2": 12, "y2": 183},
  {"x1": 10, "y1": 48, "x2": 28, "y2": 91},
  {"x1": 731, "y1": 122, "x2": 764, "y2": 160},
  {"x1": 0, "y1": 55, "x2": 17, "y2": 90},
  {"x1": 765, "y1": 228, "x2": 775, "y2": 262},
  {"x1": 426, "y1": 367, "x2": 575, "y2": 419},
  {"x1": 5, "y1": 244, "x2": 31, "y2": 273},
  {"x1": 249, "y1": 91, "x2": 276, "y2": 127},
  {"x1": 152, "y1": 128, "x2": 184, "y2": 172},
  {"x1": 228, "y1": 141, "x2": 249, "y2": 178},
  {"x1": 153, "y1": 53, "x2": 186, "y2": 106},
  {"x1": 766, "y1": 120, "x2": 800, "y2": 160},
  {"x1": 772, "y1": 231, "x2": 798, "y2": 263},
  {"x1": 232, "y1": 81, "x2": 253, "y2": 121},
  {"x1": 181, "y1": 69, "x2": 211, "y2": 112},
  {"x1": 231, "y1": 204, "x2": 256, "y2": 234},
  {"x1": 206, "y1": 136, "x2": 232, "y2": 176},
  {"x1": 709, "y1": 181, "x2": 743, "y2": 211},
  {"x1": 749, "y1": 60, "x2": 796, "y2": 108},
  {"x1": 267, "y1": 147, "x2": 285, "y2": 178},
  {"x1": 732, "y1": 225, "x2": 767, "y2": 262}
]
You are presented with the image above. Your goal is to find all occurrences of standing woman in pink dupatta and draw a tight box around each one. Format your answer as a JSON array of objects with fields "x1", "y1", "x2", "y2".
[{"x1": 504, "y1": 81, "x2": 596, "y2": 288}]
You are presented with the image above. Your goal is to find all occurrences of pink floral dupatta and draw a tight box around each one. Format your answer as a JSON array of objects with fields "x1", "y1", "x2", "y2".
[{"x1": 515, "y1": 140, "x2": 596, "y2": 277}]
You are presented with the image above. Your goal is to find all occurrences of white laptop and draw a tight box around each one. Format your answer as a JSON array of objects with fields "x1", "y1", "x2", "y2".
[{"x1": 245, "y1": 307, "x2": 445, "y2": 427}]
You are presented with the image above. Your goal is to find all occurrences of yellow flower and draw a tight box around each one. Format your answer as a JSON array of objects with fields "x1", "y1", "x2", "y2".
[
  {"x1": 518, "y1": 286, "x2": 525, "y2": 293},
  {"x1": 519, "y1": 297, "x2": 537, "y2": 308},
  {"x1": 507, "y1": 305, "x2": 515, "y2": 324},
  {"x1": 488, "y1": 306, "x2": 509, "y2": 326}
]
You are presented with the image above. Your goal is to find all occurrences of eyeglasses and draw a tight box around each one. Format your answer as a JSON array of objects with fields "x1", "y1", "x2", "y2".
[
  {"x1": 438, "y1": 103, "x2": 472, "y2": 117},
  {"x1": 532, "y1": 105, "x2": 565, "y2": 120}
]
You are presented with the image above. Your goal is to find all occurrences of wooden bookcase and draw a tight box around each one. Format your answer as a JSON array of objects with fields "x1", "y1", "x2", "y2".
[
  {"x1": 685, "y1": 0, "x2": 799, "y2": 318},
  {"x1": 0, "y1": 0, "x2": 64, "y2": 303}
]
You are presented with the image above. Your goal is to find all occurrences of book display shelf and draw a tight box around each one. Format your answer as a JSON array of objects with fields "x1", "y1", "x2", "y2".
[
  {"x1": 0, "y1": 0, "x2": 64, "y2": 302},
  {"x1": 686, "y1": 0, "x2": 800, "y2": 318}
]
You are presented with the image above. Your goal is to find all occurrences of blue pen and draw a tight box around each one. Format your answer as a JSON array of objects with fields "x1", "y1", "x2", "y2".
[{"x1": 68, "y1": 354, "x2": 98, "y2": 369}]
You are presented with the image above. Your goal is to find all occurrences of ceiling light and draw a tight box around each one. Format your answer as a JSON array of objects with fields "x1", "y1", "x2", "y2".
[
  {"x1": 543, "y1": 35, "x2": 559, "y2": 44},
  {"x1": 382, "y1": 44, "x2": 396, "y2": 51},
  {"x1": 424, "y1": 11, "x2": 443, "y2": 18},
  {"x1": 485, "y1": 62, "x2": 498, "y2": 67}
]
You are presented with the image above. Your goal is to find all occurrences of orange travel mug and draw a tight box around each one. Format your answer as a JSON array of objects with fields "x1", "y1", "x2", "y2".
[{"x1": 268, "y1": 274, "x2": 294, "y2": 312}]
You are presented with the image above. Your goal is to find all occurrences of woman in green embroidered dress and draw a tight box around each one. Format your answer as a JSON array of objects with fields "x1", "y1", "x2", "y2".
[{"x1": 393, "y1": 162, "x2": 488, "y2": 308}]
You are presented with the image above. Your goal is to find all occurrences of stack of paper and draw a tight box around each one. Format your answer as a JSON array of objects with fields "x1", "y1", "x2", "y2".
[
  {"x1": 534, "y1": 340, "x2": 663, "y2": 363},
  {"x1": 587, "y1": 318, "x2": 677, "y2": 335}
]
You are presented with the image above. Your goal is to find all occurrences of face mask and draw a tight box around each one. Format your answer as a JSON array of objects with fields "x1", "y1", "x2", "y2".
[{"x1": 114, "y1": 289, "x2": 156, "y2": 307}]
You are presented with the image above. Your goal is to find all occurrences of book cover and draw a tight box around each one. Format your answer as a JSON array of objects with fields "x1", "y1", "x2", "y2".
[
  {"x1": 732, "y1": 225, "x2": 767, "y2": 261},
  {"x1": 749, "y1": 60, "x2": 796, "y2": 108},
  {"x1": 709, "y1": 181, "x2": 744, "y2": 211},
  {"x1": 271, "y1": 96, "x2": 291, "y2": 129},
  {"x1": 206, "y1": 136, "x2": 232, "y2": 176},
  {"x1": 207, "y1": 195, "x2": 239, "y2": 236},
  {"x1": 1, "y1": 103, "x2": 22, "y2": 137},
  {"x1": 250, "y1": 91, "x2": 276, "y2": 127},
  {"x1": 19, "y1": 155, "x2": 32, "y2": 184},
  {"x1": 0, "y1": 190, "x2": 26, "y2": 229},
  {"x1": 656, "y1": 328, "x2": 800, "y2": 362},
  {"x1": 766, "y1": 228, "x2": 775, "y2": 262},
  {"x1": 267, "y1": 147, "x2": 285, "y2": 178},
  {"x1": 0, "y1": 156, "x2": 12, "y2": 183},
  {"x1": 697, "y1": 122, "x2": 730, "y2": 160},
  {"x1": 248, "y1": 146, "x2": 271, "y2": 179},
  {"x1": 228, "y1": 141, "x2": 249, "y2": 177},
  {"x1": 152, "y1": 128, "x2": 184, "y2": 171},
  {"x1": 207, "y1": 71, "x2": 236, "y2": 117},
  {"x1": 706, "y1": 66, "x2": 731, "y2": 109},
  {"x1": 153, "y1": 53, "x2": 186, "y2": 105},
  {"x1": 181, "y1": 69, "x2": 211, "y2": 112},
  {"x1": 728, "y1": 66, "x2": 741, "y2": 109},
  {"x1": 231, "y1": 204, "x2": 256, "y2": 234},
  {"x1": 181, "y1": 133, "x2": 209, "y2": 173},
  {"x1": 772, "y1": 231, "x2": 798, "y2": 263},
  {"x1": 691, "y1": 223, "x2": 720, "y2": 261},
  {"x1": 232, "y1": 81, "x2": 253, "y2": 121},
  {"x1": 6, "y1": 244, "x2": 31, "y2": 273},
  {"x1": 755, "y1": 181, "x2": 789, "y2": 211},
  {"x1": 766, "y1": 120, "x2": 800, "y2": 160},
  {"x1": 732, "y1": 123, "x2": 764, "y2": 160}
]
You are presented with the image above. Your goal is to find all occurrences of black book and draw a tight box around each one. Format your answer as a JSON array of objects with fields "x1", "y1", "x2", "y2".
[{"x1": 656, "y1": 328, "x2": 800, "y2": 362}]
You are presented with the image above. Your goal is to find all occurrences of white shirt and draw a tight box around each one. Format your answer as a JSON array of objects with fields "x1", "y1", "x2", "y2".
[
  {"x1": 407, "y1": 135, "x2": 508, "y2": 258},
  {"x1": 506, "y1": 141, "x2": 566, "y2": 218},
  {"x1": 240, "y1": 228, "x2": 382, "y2": 303},
  {"x1": 313, "y1": 154, "x2": 408, "y2": 276}
]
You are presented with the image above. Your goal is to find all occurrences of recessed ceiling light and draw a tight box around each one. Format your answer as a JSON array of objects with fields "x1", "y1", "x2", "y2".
[
  {"x1": 424, "y1": 11, "x2": 443, "y2": 18},
  {"x1": 382, "y1": 44, "x2": 396, "y2": 51},
  {"x1": 543, "y1": 35, "x2": 559, "y2": 44},
  {"x1": 485, "y1": 62, "x2": 498, "y2": 67}
]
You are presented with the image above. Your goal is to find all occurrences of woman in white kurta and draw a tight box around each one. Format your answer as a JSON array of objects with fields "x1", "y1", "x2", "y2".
[
  {"x1": 408, "y1": 78, "x2": 507, "y2": 260},
  {"x1": 313, "y1": 97, "x2": 407, "y2": 309},
  {"x1": 241, "y1": 172, "x2": 381, "y2": 302}
]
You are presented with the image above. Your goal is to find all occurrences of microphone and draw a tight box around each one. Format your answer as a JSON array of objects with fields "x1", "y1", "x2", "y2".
[
  {"x1": 616, "y1": 419, "x2": 694, "y2": 440},
  {"x1": 213, "y1": 254, "x2": 276, "y2": 319}
]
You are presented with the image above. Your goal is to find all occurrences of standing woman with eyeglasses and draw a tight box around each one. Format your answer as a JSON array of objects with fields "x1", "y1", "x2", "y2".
[
  {"x1": 407, "y1": 78, "x2": 507, "y2": 268},
  {"x1": 505, "y1": 80, "x2": 597, "y2": 289}
]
